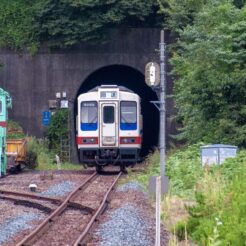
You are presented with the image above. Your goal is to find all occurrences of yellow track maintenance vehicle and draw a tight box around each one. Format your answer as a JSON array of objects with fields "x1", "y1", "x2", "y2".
[{"x1": 6, "y1": 134, "x2": 27, "y2": 173}]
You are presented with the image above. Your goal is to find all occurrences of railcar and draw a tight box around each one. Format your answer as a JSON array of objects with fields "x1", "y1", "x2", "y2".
[{"x1": 76, "y1": 85, "x2": 142, "y2": 171}]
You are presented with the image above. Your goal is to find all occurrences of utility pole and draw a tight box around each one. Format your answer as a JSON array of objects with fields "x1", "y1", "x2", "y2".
[
  {"x1": 145, "y1": 29, "x2": 169, "y2": 246},
  {"x1": 145, "y1": 30, "x2": 167, "y2": 176},
  {"x1": 160, "y1": 30, "x2": 166, "y2": 177}
]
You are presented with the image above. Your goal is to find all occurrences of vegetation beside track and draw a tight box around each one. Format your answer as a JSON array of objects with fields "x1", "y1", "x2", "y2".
[
  {"x1": 159, "y1": 0, "x2": 246, "y2": 148},
  {"x1": 7, "y1": 120, "x2": 25, "y2": 139},
  {"x1": 130, "y1": 145, "x2": 246, "y2": 245},
  {"x1": 27, "y1": 137, "x2": 82, "y2": 171}
]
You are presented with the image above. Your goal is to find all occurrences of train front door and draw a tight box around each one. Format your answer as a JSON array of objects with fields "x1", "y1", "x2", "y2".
[{"x1": 100, "y1": 103, "x2": 118, "y2": 147}]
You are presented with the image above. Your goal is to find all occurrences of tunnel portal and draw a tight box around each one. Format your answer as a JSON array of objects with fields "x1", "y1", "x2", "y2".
[{"x1": 74, "y1": 65, "x2": 159, "y2": 157}]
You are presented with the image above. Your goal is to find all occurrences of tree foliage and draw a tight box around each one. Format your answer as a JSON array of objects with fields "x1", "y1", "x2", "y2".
[
  {"x1": 0, "y1": 0, "x2": 38, "y2": 52},
  {"x1": 0, "y1": 0, "x2": 159, "y2": 50},
  {"x1": 34, "y1": 0, "x2": 158, "y2": 46},
  {"x1": 158, "y1": 0, "x2": 207, "y2": 32},
  {"x1": 162, "y1": 0, "x2": 246, "y2": 146},
  {"x1": 46, "y1": 109, "x2": 69, "y2": 152}
]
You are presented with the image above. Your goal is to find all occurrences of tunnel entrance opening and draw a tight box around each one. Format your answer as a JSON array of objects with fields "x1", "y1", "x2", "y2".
[{"x1": 74, "y1": 65, "x2": 159, "y2": 159}]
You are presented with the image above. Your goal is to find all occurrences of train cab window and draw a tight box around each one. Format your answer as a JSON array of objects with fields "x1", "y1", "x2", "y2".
[
  {"x1": 120, "y1": 101, "x2": 137, "y2": 130},
  {"x1": 0, "y1": 101, "x2": 2, "y2": 114},
  {"x1": 81, "y1": 101, "x2": 98, "y2": 130},
  {"x1": 103, "y1": 106, "x2": 114, "y2": 124}
]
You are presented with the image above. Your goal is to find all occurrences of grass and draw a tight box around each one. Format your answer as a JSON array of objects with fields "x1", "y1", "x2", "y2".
[
  {"x1": 7, "y1": 120, "x2": 25, "y2": 139},
  {"x1": 129, "y1": 144, "x2": 246, "y2": 245},
  {"x1": 36, "y1": 161, "x2": 82, "y2": 171},
  {"x1": 186, "y1": 153, "x2": 246, "y2": 245},
  {"x1": 27, "y1": 137, "x2": 82, "y2": 171},
  {"x1": 128, "y1": 150, "x2": 160, "y2": 189},
  {"x1": 127, "y1": 150, "x2": 191, "y2": 243}
]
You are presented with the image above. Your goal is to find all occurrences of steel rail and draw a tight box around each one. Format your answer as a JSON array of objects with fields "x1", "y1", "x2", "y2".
[
  {"x1": 16, "y1": 172, "x2": 97, "y2": 246},
  {"x1": 0, "y1": 189, "x2": 95, "y2": 212},
  {"x1": 73, "y1": 172, "x2": 122, "y2": 246},
  {"x1": 0, "y1": 195, "x2": 54, "y2": 213},
  {"x1": 0, "y1": 189, "x2": 61, "y2": 204}
]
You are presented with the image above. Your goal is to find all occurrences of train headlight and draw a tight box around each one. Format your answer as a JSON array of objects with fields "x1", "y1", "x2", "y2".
[
  {"x1": 120, "y1": 137, "x2": 136, "y2": 144},
  {"x1": 77, "y1": 137, "x2": 98, "y2": 144},
  {"x1": 123, "y1": 138, "x2": 128, "y2": 143},
  {"x1": 83, "y1": 138, "x2": 97, "y2": 144}
]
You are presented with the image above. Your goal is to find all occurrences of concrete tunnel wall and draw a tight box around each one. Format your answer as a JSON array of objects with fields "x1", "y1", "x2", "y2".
[{"x1": 0, "y1": 28, "x2": 176, "y2": 162}]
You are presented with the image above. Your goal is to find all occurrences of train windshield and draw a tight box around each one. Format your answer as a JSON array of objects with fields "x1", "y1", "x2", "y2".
[
  {"x1": 103, "y1": 106, "x2": 115, "y2": 124},
  {"x1": 121, "y1": 101, "x2": 136, "y2": 124},
  {"x1": 81, "y1": 101, "x2": 98, "y2": 131}
]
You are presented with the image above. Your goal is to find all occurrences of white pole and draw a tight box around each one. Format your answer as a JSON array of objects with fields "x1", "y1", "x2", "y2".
[
  {"x1": 155, "y1": 176, "x2": 161, "y2": 246},
  {"x1": 56, "y1": 154, "x2": 61, "y2": 170}
]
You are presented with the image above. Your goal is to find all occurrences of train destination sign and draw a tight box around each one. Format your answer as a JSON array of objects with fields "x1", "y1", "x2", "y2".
[
  {"x1": 145, "y1": 62, "x2": 160, "y2": 87},
  {"x1": 100, "y1": 91, "x2": 117, "y2": 99}
]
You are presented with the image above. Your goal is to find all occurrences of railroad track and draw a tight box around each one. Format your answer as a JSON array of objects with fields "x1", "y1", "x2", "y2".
[
  {"x1": 13, "y1": 171, "x2": 122, "y2": 246},
  {"x1": 0, "y1": 189, "x2": 94, "y2": 214}
]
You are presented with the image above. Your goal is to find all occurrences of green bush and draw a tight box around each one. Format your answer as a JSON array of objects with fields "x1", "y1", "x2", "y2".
[
  {"x1": 130, "y1": 143, "x2": 204, "y2": 197},
  {"x1": 167, "y1": 143, "x2": 203, "y2": 197},
  {"x1": 186, "y1": 149, "x2": 246, "y2": 245},
  {"x1": 129, "y1": 150, "x2": 160, "y2": 188},
  {"x1": 150, "y1": 144, "x2": 246, "y2": 245},
  {"x1": 27, "y1": 137, "x2": 81, "y2": 171},
  {"x1": 162, "y1": 0, "x2": 246, "y2": 147},
  {"x1": 46, "y1": 109, "x2": 69, "y2": 156},
  {"x1": 25, "y1": 150, "x2": 38, "y2": 169},
  {"x1": 172, "y1": 220, "x2": 187, "y2": 241},
  {"x1": 27, "y1": 137, "x2": 52, "y2": 168},
  {"x1": 130, "y1": 144, "x2": 246, "y2": 245}
]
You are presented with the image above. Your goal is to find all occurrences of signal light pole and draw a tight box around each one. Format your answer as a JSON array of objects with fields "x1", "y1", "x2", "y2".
[
  {"x1": 145, "y1": 30, "x2": 167, "y2": 177},
  {"x1": 145, "y1": 29, "x2": 169, "y2": 246},
  {"x1": 159, "y1": 29, "x2": 166, "y2": 178}
]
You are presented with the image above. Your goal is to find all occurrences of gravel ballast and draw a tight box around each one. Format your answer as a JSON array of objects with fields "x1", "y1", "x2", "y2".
[
  {"x1": 96, "y1": 203, "x2": 154, "y2": 246},
  {"x1": 117, "y1": 181, "x2": 145, "y2": 193},
  {"x1": 39, "y1": 181, "x2": 76, "y2": 197},
  {"x1": 0, "y1": 213, "x2": 42, "y2": 244}
]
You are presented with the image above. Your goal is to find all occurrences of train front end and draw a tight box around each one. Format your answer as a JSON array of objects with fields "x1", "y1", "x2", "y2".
[{"x1": 76, "y1": 85, "x2": 142, "y2": 170}]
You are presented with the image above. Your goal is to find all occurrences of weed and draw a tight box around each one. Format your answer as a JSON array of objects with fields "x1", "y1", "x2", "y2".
[
  {"x1": 7, "y1": 120, "x2": 25, "y2": 139},
  {"x1": 166, "y1": 143, "x2": 204, "y2": 198},
  {"x1": 172, "y1": 221, "x2": 187, "y2": 241},
  {"x1": 129, "y1": 150, "x2": 160, "y2": 188},
  {"x1": 186, "y1": 149, "x2": 246, "y2": 245},
  {"x1": 27, "y1": 137, "x2": 81, "y2": 171},
  {"x1": 131, "y1": 145, "x2": 246, "y2": 245},
  {"x1": 46, "y1": 109, "x2": 70, "y2": 161}
]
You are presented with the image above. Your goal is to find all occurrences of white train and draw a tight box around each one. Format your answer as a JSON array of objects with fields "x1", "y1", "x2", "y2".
[{"x1": 76, "y1": 85, "x2": 142, "y2": 171}]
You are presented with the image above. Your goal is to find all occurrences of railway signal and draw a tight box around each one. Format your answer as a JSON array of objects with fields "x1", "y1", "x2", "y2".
[{"x1": 145, "y1": 62, "x2": 160, "y2": 87}]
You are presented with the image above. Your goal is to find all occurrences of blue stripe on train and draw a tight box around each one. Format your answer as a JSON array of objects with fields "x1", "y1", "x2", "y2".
[
  {"x1": 120, "y1": 123, "x2": 137, "y2": 130},
  {"x1": 81, "y1": 123, "x2": 97, "y2": 131}
]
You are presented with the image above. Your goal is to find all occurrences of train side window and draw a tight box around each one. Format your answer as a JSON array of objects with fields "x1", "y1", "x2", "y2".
[
  {"x1": 81, "y1": 102, "x2": 98, "y2": 131},
  {"x1": 121, "y1": 101, "x2": 137, "y2": 124},
  {"x1": 0, "y1": 101, "x2": 2, "y2": 114},
  {"x1": 103, "y1": 106, "x2": 114, "y2": 124}
]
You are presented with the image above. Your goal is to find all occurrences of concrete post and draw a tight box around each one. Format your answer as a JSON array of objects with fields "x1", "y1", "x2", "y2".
[{"x1": 160, "y1": 30, "x2": 166, "y2": 177}]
